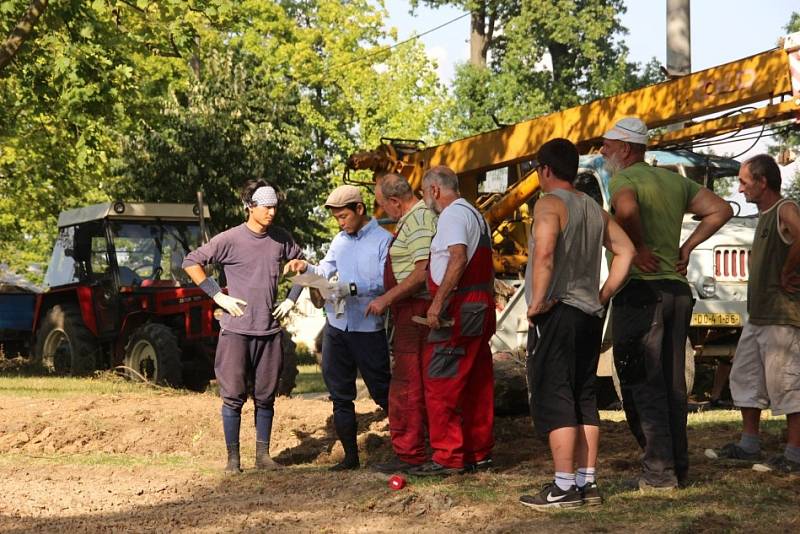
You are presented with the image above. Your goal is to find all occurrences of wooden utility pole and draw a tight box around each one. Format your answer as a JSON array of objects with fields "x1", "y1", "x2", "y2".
[{"x1": 666, "y1": 0, "x2": 691, "y2": 77}]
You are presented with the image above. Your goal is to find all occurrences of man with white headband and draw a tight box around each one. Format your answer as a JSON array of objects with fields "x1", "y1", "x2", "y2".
[
  {"x1": 183, "y1": 179, "x2": 304, "y2": 474},
  {"x1": 601, "y1": 117, "x2": 732, "y2": 490}
]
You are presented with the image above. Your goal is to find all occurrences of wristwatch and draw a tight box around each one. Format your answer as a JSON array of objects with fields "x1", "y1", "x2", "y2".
[{"x1": 348, "y1": 282, "x2": 358, "y2": 296}]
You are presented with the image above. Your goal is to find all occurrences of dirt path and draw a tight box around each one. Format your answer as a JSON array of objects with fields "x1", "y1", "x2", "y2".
[{"x1": 0, "y1": 387, "x2": 798, "y2": 533}]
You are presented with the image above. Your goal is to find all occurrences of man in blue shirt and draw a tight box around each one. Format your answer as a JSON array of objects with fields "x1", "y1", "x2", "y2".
[{"x1": 285, "y1": 185, "x2": 393, "y2": 470}]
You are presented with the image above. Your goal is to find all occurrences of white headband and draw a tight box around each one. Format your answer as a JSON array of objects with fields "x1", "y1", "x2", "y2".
[{"x1": 248, "y1": 186, "x2": 278, "y2": 208}]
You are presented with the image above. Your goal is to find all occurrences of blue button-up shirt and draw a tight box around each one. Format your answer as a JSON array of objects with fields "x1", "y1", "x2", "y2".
[{"x1": 308, "y1": 218, "x2": 392, "y2": 332}]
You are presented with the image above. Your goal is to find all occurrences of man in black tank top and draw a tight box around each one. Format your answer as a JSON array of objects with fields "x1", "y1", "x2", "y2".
[{"x1": 519, "y1": 139, "x2": 634, "y2": 510}]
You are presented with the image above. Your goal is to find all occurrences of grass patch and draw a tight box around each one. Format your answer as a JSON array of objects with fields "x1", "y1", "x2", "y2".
[
  {"x1": 0, "y1": 451, "x2": 197, "y2": 469},
  {"x1": 295, "y1": 342, "x2": 319, "y2": 366},
  {"x1": 0, "y1": 373, "x2": 203, "y2": 398},
  {"x1": 294, "y1": 364, "x2": 326, "y2": 395},
  {"x1": 438, "y1": 479, "x2": 501, "y2": 502}
]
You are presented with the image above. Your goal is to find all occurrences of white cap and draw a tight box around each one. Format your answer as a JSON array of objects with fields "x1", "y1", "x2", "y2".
[{"x1": 602, "y1": 117, "x2": 649, "y2": 145}]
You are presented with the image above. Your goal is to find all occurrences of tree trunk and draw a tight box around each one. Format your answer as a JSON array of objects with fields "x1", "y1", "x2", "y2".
[
  {"x1": 0, "y1": 0, "x2": 49, "y2": 74},
  {"x1": 470, "y1": 6, "x2": 487, "y2": 67}
]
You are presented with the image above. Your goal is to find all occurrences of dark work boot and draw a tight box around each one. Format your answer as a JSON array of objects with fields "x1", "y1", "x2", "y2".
[
  {"x1": 329, "y1": 456, "x2": 360, "y2": 471},
  {"x1": 331, "y1": 417, "x2": 360, "y2": 471},
  {"x1": 225, "y1": 443, "x2": 242, "y2": 475},
  {"x1": 255, "y1": 440, "x2": 283, "y2": 470}
]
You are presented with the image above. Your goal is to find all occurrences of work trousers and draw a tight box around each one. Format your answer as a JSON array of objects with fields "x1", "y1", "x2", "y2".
[
  {"x1": 215, "y1": 330, "x2": 283, "y2": 412},
  {"x1": 612, "y1": 279, "x2": 693, "y2": 486},
  {"x1": 423, "y1": 306, "x2": 495, "y2": 469},
  {"x1": 388, "y1": 298, "x2": 430, "y2": 465},
  {"x1": 321, "y1": 325, "x2": 391, "y2": 455}
]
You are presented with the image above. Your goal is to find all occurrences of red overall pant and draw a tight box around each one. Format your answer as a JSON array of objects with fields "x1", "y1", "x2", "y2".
[
  {"x1": 424, "y1": 207, "x2": 496, "y2": 468},
  {"x1": 384, "y1": 244, "x2": 430, "y2": 465}
]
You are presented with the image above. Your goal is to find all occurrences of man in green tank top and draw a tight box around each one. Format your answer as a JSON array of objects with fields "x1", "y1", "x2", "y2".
[
  {"x1": 602, "y1": 117, "x2": 733, "y2": 489},
  {"x1": 708, "y1": 154, "x2": 800, "y2": 474}
]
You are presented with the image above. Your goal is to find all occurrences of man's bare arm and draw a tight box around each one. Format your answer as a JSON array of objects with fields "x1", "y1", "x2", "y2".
[
  {"x1": 600, "y1": 211, "x2": 634, "y2": 305},
  {"x1": 528, "y1": 195, "x2": 561, "y2": 321},
  {"x1": 365, "y1": 259, "x2": 427, "y2": 316},
  {"x1": 677, "y1": 188, "x2": 734, "y2": 274},
  {"x1": 611, "y1": 187, "x2": 658, "y2": 272},
  {"x1": 779, "y1": 201, "x2": 800, "y2": 293}
]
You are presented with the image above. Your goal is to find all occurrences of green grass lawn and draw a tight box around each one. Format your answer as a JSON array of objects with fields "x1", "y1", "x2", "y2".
[
  {"x1": 0, "y1": 372, "x2": 194, "y2": 398},
  {"x1": 294, "y1": 364, "x2": 326, "y2": 395},
  {"x1": 0, "y1": 359, "x2": 328, "y2": 397}
]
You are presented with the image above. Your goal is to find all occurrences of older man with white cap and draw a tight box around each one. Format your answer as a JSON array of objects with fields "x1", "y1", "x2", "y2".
[
  {"x1": 601, "y1": 117, "x2": 732, "y2": 490},
  {"x1": 285, "y1": 184, "x2": 393, "y2": 471},
  {"x1": 184, "y1": 179, "x2": 305, "y2": 474}
]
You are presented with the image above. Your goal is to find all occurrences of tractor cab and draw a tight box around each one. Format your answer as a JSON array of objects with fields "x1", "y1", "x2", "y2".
[{"x1": 45, "y1": 202, "x2": 212, "y2": 291}]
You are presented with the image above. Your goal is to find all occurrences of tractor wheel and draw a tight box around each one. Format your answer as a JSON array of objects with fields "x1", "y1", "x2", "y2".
[
  {"x1": 277, "y1": 330, "x2": 298, "y2": 396},
  {"x1": 612, "y1": 338, "x2": 696, "y2": 403},
  {"x1": 34, "y1": 304, "x2": 98, "y2": 376},
  {"x1": 123, "y1": 323, "x2": 183, "y2": 387}
]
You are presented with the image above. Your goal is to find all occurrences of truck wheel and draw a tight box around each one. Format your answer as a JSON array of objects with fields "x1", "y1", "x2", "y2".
[
  {"x1": 277, "y1": 330, "x2": 298, "y2": 396},
  {"x1": 612, "y1": 338, "x2": 696, "y2": 403},
  {"x1": 123, "y1": 323, "x2": 183, "y2": 387},
  {"x1": 34, "y1": 304, "x2": 98, "y2": 376}
]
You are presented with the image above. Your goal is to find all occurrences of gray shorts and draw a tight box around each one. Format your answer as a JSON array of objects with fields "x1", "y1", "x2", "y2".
[{"x1": 730, "y1": 321, "x2": 800, "y2": 416}]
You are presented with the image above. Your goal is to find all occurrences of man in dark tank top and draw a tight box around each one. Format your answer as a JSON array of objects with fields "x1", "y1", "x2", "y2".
[
  {"x1": 519, "y1": 138, "x2": 634, "y2": 510},
  {"x1": 707, "y1": 154, "x2": 800, "y2": 474}
]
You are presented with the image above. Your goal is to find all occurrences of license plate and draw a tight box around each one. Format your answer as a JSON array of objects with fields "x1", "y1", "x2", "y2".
[{"x1": 691, "y1": 313, "x2": 741, "y2": 326}]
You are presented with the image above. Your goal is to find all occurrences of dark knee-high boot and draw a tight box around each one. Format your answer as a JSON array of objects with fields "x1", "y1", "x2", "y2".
[
  {"x1": 222, "y1": 404, "x2": 242, "y2": 474},
  {"x1": 330, "y1": 414, "x2": 359, "y2": 471},
  {"x1": 255, "y1": 406, "x2": 282, "y2": 469}
]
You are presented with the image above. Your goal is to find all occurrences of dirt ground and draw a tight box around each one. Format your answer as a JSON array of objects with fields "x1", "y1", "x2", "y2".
[{"x1": 0, "y1": 378, "x2": 798, "y2": 533}]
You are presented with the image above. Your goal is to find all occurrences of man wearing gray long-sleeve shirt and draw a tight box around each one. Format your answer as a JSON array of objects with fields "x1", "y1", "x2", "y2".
[{"x1": 183, "y1": 179, "x2": 303, "y2": 474}]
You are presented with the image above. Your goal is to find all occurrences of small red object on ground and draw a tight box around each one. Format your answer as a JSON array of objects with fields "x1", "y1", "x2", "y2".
[{"x1": 388, "y1": 474, "x2": 406, "y2": 490}]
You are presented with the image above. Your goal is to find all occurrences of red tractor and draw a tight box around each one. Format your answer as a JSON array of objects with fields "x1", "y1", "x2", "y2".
[
  {"x1": 1, "y1": 201, "x2": 298, "y2": 392},
  {"x1": 27, "y1": 201, "x2": 219, "y2": 389}
]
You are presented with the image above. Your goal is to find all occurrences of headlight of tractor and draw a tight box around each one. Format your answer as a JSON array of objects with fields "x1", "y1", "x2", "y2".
[{"x1": 696, "y1": 276, "x2": 716, "y2": 298}]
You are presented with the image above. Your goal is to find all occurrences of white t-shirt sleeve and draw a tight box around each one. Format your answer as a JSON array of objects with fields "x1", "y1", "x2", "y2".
[
  {"x1": 429, "y1": 200, "x2": 481, "y2": 285},
  {"x1": 435, "y1": 209, "x2": 470, "y2": 247}
]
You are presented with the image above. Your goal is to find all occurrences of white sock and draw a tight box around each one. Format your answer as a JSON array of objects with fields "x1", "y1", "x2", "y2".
[
  {"x1": 576, "y1": 467, "x2": 596, "y2": 487},
  {"x1": 554, "y1": 471, "x2": 575, "y2": 491}
]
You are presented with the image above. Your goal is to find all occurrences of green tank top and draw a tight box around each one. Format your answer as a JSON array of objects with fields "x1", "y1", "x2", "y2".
[
  {"x1": 748, "y1": 198, "x2": 800, "y2": 327},
  {"x1": 608, "y1": 162, "x2": 701, "y2": 283}
]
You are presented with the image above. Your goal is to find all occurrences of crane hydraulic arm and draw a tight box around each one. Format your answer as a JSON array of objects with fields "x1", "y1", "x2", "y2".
[{"x1": 346, "y1": 31, "x2": 800, "y2": 230}]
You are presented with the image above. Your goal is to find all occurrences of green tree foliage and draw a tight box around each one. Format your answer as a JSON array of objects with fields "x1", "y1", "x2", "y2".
[
  {"x1": 769, "y1": 11, "x2": 800, "y2": 200},
  {"x1": 410, "y1": 1, "x2": 518, "y2": 67},
  {"x1": 443, "y1": 0, "x2": 666, "y2": 135},
  {"x1": 115, "y1": 49, "x2": 328, "y2": 247},
  {"x1": 0, "y1": 0, "x2": 449, "y2": 280},
  {"x1": 0, "y1": 0, "x2": 183, "y2": 277}
]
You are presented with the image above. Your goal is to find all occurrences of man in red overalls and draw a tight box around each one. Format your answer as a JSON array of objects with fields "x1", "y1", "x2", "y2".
[
  {"x1": 366, "y1": 173, "x2": 438, "y2": 473},
  {"x1": 409, "y1": 165, "x2": 496, "y2": 476}
]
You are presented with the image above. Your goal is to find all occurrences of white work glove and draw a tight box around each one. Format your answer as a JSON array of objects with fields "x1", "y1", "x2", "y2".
[
  {"x1": 272, "y1": 298, "x2": 295, "y2": 320},
  {"x1": 327, "y1": 281, "x2": 352, "y2": 300},
  {"x1": 213, "y1": 293, "x2": 247, "y2": 317}
]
